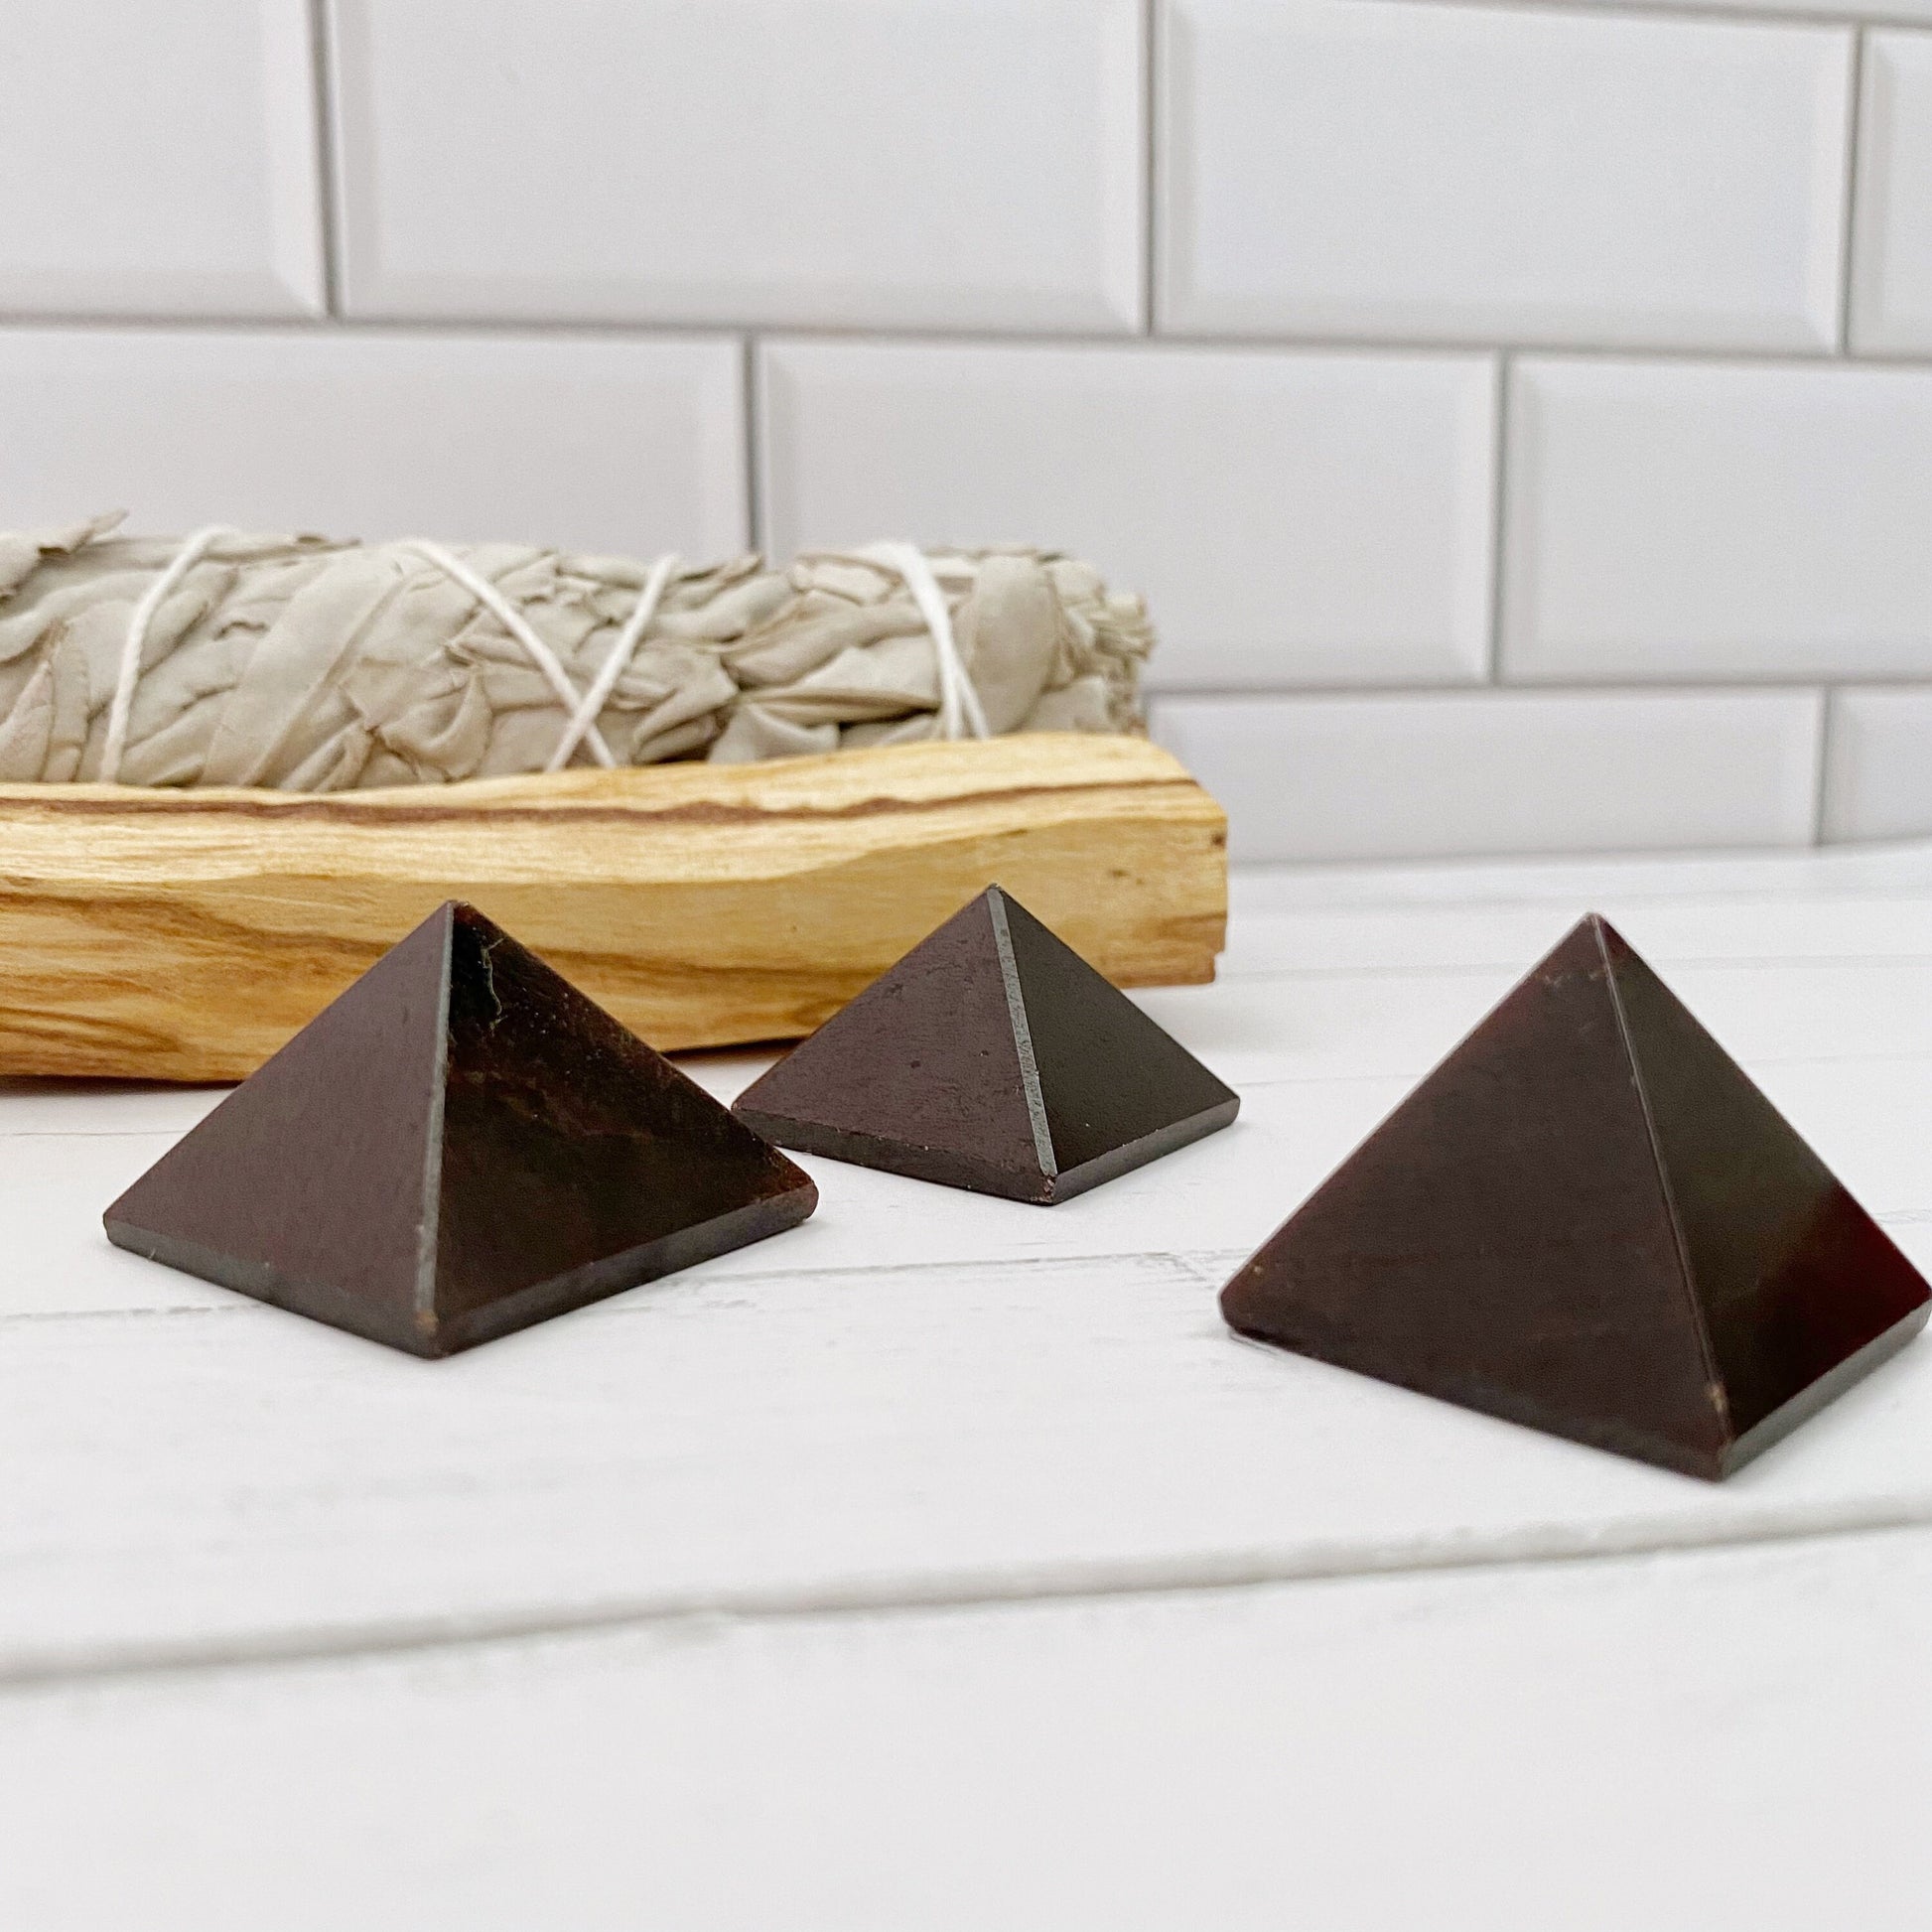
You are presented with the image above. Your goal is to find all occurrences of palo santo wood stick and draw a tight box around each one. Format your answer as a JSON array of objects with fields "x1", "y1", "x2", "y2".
[{"x1": 0, "y1": 734, "x2": 1225, "y2": 1082}]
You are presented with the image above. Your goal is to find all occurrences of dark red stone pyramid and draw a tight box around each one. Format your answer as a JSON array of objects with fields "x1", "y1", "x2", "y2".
[
  {"x1": 104, "y1": 902, "x2": 816, "y2": 1356},
  {"x1": 1221, "y1": 913, "x2": 1930, "y2": 1479},
  {"x1": 733, "y1": 885, "x2": 1238, "y2": 1204}
]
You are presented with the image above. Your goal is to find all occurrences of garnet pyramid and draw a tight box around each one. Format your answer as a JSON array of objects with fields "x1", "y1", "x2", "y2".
[
  {"x1": 734, "y1": 885, "x2": 1238, "y2": 1204},
  {"x1": 1221, "y1": 913, "x2": 1929, "y2": 1478},
  {"x1": 105, "y1": 902, "x2": 816, "y2": 1356}
]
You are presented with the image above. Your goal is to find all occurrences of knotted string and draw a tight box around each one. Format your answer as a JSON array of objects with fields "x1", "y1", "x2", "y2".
[
  {"x1": 406, "y1": 541, "x2": 684, "y2": 772},
  {"x1": 545, "y1": 550, "x2": 681, "y2": 771},
  {"x1": 99, "y1": 524, "x2": 235, "y2": 785},
  {"x1": 404, "y1": 540, "x2": 624, "y2": 769},
  {"x1": 107, "y1": 533, "x2": 972, "y2": 785},
  {"x1": 860, "y1": 541, "x2": 989, "y2": 741}
]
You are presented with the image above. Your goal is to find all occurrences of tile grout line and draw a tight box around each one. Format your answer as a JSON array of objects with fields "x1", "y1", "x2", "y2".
[
  {"x1": 1150, "y1": 679, "x2": 1854, "y2": 701},
  {"x1": 306, "y1": 0, "x2": 343, "y2": 318},
  {"x1": 1485, "y1": 351, "x2": 1511, "y2": 684},
  {"x1": 1141, "y1": 0, "x2": 1160, "y2": 338},
  {"x1": 1217, "y1": 953, "x2": 1932, "y2": 980},
  {"x1": 14, "y1": 310, "x2": 1932, "y2": 372},
  {"x1": 1813, "y1": 686, "x2": 1838, "y2": 843},
  {"x1": 1226, "y1": 872, "x2": 1932, "y2": 902},
  {"x1": 1839, "y1": 26, "x2": 1867, "y2": 355},
  {"x1": 1373, "y1": 0, "x2": 1928, "y2": 34},
  {"x1": 742, "y1": 335, "x2": 765, "y2": 552}
]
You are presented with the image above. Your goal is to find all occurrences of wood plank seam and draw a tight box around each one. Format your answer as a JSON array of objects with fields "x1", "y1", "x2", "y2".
[{"x1": 3, "y1": 1514, "x2": 1926, "y2": 1699}]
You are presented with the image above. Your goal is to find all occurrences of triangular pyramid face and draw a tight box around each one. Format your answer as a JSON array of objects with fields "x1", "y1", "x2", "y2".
[
  {"x1": 102, "y1": 908, "x2": 455, "y2": 1349},
  {"x1": 426, "y1": 903, "x2": 815, "y2": 1350},
  {"x1": 733, "y1": 891, "x2": 1049, "y2": 1196},
  {"x1": 1222, "y1": 915, "x2": 1929, "y2": 1477},
  {"x1": 997, "y1": 893, "x2": 1241, "y2": 1193},
  {"x1": 734, "y1": 886, "x2": 1237, "y2": 1203},
  {"x1": 1600, "y1": 924, "x2": 1930, "y2": 1464},
  {"x1": 106, "y1": 903, "x2": 816, "y2": 1355},
  {"x1": 1223, "y1": 918, "x2": 1726, "y2": 1474}
]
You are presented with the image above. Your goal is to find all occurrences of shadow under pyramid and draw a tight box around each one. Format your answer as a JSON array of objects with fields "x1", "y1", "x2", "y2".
[{"x1": 1222, "y1": 912, "x2": 1930, "y2": 1479}]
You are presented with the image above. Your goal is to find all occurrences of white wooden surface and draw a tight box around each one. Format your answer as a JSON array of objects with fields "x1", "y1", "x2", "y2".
[{"x1": 5, "y1": 847, "x2": 1932, "y2": 1928}]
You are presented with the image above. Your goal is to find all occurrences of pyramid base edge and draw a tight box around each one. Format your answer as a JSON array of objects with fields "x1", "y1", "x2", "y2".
[{"x1": 1720, "y1": 1301, "x2": 1932, "y2": 1478}]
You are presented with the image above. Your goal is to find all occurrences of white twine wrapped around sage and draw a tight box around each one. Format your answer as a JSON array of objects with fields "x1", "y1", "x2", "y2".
[{"x1": 0, "y1": 514, "x2": 1152, "y2": 790}]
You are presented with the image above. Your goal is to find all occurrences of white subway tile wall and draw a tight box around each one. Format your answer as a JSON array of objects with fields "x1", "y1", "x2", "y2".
[
  {"x1": 1503, "y1": 358, "x2": 1932, "y2": 682},
  {"x1": 1823, "y1": 686, "x2": 1932, "y2": 840},
  {"x1": 331, "y1": 0, "x2": 1145, "y2": 332},
  {"x1": 760, "y1": 340, "x2": 1497, "y2": 689},
  {"x1": 1152, "y1": 689, "x2": 1825, "y2": 863},
  {"x1": 1160, "y1": 0, "x2": 1850, "y2": 351},
  {"x1": 0, "y1": 0, "x2": 324, "y2": 318},
  {"x1": 0, "y1": 330, "x2": 748, "y2": 555},
  {"x1": 1616, "y1": 0, "x2": 1932, "y2": 16},
  {"x1": 1851, "y1": 34, "x2": 1932, "y2": 352},
  {"x1": 2, "y1": 0, "x2": 1927, "y2": 862}
]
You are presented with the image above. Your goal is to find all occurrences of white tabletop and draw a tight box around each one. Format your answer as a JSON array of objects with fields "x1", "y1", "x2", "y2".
[{"x1": 5, "y1": 846, "x2": 1932, "y2": 1931}]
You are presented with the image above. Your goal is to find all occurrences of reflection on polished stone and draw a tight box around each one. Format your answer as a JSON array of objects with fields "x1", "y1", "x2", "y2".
[
  {"x1": 1222, "y1": 913, "x2": 1930, "y2": 1479},
  {"x1": 106, "y1": 902, "x2": 815, "y2": 1355}
]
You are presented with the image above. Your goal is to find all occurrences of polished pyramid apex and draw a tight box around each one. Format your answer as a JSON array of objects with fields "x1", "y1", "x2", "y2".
[
  {"x1": 734, "y1": 885, "x2": 1238, "y2": 1203},
  {"x1": 1221, "y1": 913, "x2": 1930, "y2": 1479},
  {"x1": 105, "y1": 902, "x2": 815, "y2": 1356}
]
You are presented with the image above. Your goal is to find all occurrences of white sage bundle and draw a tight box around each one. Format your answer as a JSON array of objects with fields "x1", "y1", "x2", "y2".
[{"x1": 0, "y1": 514, "x2": 1151, "y2": 790}]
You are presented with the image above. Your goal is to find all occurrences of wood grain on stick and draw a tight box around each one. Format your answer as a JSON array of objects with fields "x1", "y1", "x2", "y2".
[{"x1": 0, "y1": 734, "x2": 1226, "y2": 1081}]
